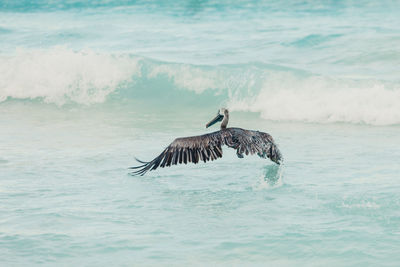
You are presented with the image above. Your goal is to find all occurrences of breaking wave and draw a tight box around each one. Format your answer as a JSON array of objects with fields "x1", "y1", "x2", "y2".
[
  {"x1": 0, "y1": 47, "x2": 141, "y2": 105},
  {"x1": 1, "y1": 47, "x2": 399, "y2": 125},
  {"x1": 228, "y1": 74, "x2": 400, "y2": 126}
]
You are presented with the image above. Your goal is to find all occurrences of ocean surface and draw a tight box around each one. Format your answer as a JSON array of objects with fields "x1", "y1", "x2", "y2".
[{"x1": 1, "y1": 0, "x2": 400, "y2": 266}]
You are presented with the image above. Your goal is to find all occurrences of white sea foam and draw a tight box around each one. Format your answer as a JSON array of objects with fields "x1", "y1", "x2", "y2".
[
  {"x1": 228, "y1": 73, "x2": 400, "y2": 126},
  {"x1": 148, "y1": 64, "x2": 221, "y2": 94},
  {"x1": 341, "y1": 201, "x2": 380, "y2": 209},
  {"x1": 147, "y1": 63, "x2": 400, "y2": 125},
  {"x1": 0, "y1": 47, "x2": 141, "y2": 105}
]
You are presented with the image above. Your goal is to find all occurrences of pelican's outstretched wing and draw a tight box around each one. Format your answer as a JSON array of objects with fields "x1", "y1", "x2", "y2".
[
  {"x1": 130, "y1": 128, "x2": 282, "y2": 176},
  {"x1": 130, "y1": 131, "x2": 225, "y2": 176},
  {"x1": 223, "y1": 128, "x2": 282, "y2": 164}
]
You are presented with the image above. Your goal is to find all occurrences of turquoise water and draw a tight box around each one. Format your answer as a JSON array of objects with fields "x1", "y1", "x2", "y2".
[{"x1": 1, "y1": 1, "x2": 400, "y2": 266}]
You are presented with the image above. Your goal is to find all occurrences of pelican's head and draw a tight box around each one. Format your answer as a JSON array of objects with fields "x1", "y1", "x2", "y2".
[{"x1": 206, "y1": 108, "x2": 229, "y2": 128}]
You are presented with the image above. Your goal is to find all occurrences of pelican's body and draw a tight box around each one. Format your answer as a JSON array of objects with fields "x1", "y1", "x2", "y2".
[{"x1": 130, "y1": 109, "x2": 282, "y2": 175}]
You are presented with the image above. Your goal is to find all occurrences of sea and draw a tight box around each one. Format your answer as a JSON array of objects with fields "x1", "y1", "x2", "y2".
[{"x1": 1, "y1": 0, "x2": 400, "y2": 266}]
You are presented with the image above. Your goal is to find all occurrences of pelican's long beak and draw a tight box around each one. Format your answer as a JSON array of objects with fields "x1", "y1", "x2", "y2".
[{"x1": 206, "y1": 113, "x2": 224, "y2": 128}]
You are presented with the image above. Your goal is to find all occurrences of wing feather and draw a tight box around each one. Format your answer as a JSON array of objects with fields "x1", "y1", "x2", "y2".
[{"x1": 130, "y1": 131, "x2": 224, "y2": 176}]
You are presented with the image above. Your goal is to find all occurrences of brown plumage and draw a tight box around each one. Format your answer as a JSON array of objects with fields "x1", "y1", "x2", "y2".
[{"x1": 130, "y1": 126, "x2": 282, "y2": 176}]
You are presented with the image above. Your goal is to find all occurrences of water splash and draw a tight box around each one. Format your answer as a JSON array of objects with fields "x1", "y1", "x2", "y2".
[{"x1": 252, "y1": 164, "x2": 284, "y2": 190}]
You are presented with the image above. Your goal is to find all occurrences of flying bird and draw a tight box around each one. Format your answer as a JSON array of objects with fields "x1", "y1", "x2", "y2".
[{"x1": 130, "y1": 108, "x2": 282, "y2": 175}]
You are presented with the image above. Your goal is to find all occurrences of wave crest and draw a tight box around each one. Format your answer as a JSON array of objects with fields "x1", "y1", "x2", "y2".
[{"x1": 1, "y1": 47, "x2": 400, "y2": 126}]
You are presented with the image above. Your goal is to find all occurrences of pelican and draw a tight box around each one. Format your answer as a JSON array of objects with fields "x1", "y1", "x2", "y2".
[{"x1": 130, "y1": 108, "x2": 282, "y2": 175}]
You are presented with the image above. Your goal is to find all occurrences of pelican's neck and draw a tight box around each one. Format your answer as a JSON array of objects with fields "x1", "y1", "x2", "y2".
[{"x1": 220, "y1": 112, "x2": 229, "y2": 129}]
